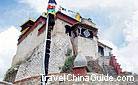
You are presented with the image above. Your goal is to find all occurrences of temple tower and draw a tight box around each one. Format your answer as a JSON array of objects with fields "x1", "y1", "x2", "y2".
[{"x1": 4, "y1": 11, "x2": 117, "y2": 84}]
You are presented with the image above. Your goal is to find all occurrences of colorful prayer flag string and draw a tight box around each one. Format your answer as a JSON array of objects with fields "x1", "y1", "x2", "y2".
[{"x1": 47, "y1": 0, "x2": 57, "y2": 15}]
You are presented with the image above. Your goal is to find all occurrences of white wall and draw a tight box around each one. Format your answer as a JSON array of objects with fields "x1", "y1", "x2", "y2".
[
  {"x1": 12, "y1": 23, "x2": 45, "y2": 65},
  {"x1": 104, "y1": 47, "x2": 112, "y2": 56},
  {"x1": 77, "y1": 36, "x2": 99, "y2": 60}
]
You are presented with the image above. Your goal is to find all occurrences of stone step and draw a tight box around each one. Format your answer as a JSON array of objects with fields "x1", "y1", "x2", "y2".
[{"x1": 103, "y1": 64, "x2": 117, "y2": 77}]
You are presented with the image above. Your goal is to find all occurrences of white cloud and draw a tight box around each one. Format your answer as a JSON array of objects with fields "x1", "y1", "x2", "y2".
[
  {"x1": 18, "y1": 0, "x2": 47, "y2": 13},
  {"x1": 118, "y1": 10, "x2": 138, "y2": 73},
  {"x1": 99, "y1": 9, "x2": 138, "y2": 73},
  {"x1": 0, "y1": 26, "x2": 20, "y2": 80},
  {"x1": 123, "y1": 11, "x2": 138, "y2": 42}
]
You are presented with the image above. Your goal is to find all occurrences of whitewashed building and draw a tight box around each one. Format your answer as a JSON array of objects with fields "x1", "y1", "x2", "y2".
[{"x1": 4, "y1": 11, "x2": 119, "y2": 84}]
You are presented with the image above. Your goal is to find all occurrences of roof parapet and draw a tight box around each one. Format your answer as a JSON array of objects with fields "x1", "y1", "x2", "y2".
[{"x1": 81, "y1": 18, "x2": 96, "y2": 28}]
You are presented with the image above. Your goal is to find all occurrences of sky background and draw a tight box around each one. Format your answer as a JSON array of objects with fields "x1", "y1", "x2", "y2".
[{"x1": 0, "y1": 0, "x2": 138, "y2": 81}]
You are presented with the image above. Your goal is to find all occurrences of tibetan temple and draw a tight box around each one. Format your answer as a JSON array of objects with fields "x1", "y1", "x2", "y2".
[{"x1": 3, "y1": 1, "x2": 136, "y2": 84}]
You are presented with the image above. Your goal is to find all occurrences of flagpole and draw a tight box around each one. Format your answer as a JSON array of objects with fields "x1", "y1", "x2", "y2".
[
  {"x1": 42, "y1": 0, "x2": 57, "y2": 84},
  {"x1": 42, "y1": 13, "x2": 49, "y2": 85}
]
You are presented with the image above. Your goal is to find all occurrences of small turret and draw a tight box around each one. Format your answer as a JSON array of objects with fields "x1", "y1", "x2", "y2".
[
  {"x1": 74, "y1": 53, "x2": 87, "y2": 67},
  {"x1": 73, "y1": 53, "x2": 87, "y2": 76}
]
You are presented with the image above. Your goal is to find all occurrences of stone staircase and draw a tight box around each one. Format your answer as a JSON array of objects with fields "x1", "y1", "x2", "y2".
[{"x1": 103, "y1": 64, "x2": 117, "y2": 77}]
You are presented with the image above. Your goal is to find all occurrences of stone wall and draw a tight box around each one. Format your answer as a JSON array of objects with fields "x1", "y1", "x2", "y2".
[
  {"x1": 3, "y1": 65, "x2": 19, "y2": 83},
  {"x1": 15, "y1": 43, "x2": 44, "y2": 81},
  {"x1": 98, "y1": 57, "x2": 110, "y2": 67},
  {"x1": 77, "y1": 36, "x2": 98, "y2": 60},
  {"x1": 12, "y1": 23, "x2": 45, "y2": 66},
  {"x1": 48, "y1": 19, "x2": 73, "y2": 73},
  {"x1": 13, "y1": 76, "x2": 41, "y2": 85}
]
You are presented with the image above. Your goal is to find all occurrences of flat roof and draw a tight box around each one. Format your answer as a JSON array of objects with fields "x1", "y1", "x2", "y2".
[{"x1": 98, "y1": 41, "x2": 113, "y2": 50}]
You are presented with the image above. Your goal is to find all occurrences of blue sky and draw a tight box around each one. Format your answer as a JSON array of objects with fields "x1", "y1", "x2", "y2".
[
  {"x1": 0, "y1": 0, "x2": 138, "y2": 81},
  {"x1": 0, "y1": 0, "x2": 39, "y2": 32}
]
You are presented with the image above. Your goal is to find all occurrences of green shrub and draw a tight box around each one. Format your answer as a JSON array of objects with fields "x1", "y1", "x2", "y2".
[{"x1": 62, "y1": 56, "x2": 74, "y2": 73}]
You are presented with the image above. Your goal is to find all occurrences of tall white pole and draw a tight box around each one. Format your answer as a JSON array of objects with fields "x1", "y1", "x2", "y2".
[{"x1": 42, "y1": 14, "x2": 49, "y2": 85}]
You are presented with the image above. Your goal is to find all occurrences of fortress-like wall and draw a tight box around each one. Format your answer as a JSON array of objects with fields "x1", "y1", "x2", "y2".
[
  {"x1": 48, "y1": 19, "x2": 73, "y2": 73},
  {"x1": 15, "y1": 43, "x2": 44, "y2": 81},
  {"x1": 14, "y1": 18, "x2": 74, "y2": 81},
  {"x1": 12, "y1": 19, "x2": 46, "y2": 66}
]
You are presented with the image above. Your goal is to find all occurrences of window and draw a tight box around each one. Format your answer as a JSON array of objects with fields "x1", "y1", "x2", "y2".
[
  {"x1": 65, "y1": 25, "x2": 72, "y2": 36},
  {"x1": 98, "y1": 46, "x2": 104, "y2": 56},
  {"x1": 78, "y1": 26, "x2": 93, "y2": 39}
]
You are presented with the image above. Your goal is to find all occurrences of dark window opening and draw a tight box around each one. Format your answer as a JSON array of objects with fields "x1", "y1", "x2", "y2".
[
  {"x1": 65, "y1": 25, "x2": 72, "y2": 36},
  {"x1": 72, "y1": 31, "x2": 78, "y2": 38},
  {"x1": 98, "y1": 46, "x2": 104, "y2": 56}
]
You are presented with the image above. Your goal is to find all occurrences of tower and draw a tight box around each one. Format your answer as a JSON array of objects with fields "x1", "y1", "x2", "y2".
[{"x1": 4, "y1": 11, "x2": 117, "y2": 84}]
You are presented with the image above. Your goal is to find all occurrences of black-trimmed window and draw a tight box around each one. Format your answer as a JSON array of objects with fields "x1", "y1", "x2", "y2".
[
  {"x1": 65, "y1": 25, "x2": 72, "y2": 36},
  {"x1": 98, "y1": 46, "x2": 104, "y2": 56},
  {"x1": 78, "y1": 27, "x2": 93, "y2": 39}
]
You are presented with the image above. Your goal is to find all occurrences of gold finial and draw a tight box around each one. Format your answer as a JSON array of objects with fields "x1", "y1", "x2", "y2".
[{"x1": 75, "y1": 12, "x2": 81, "y2": 22}]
